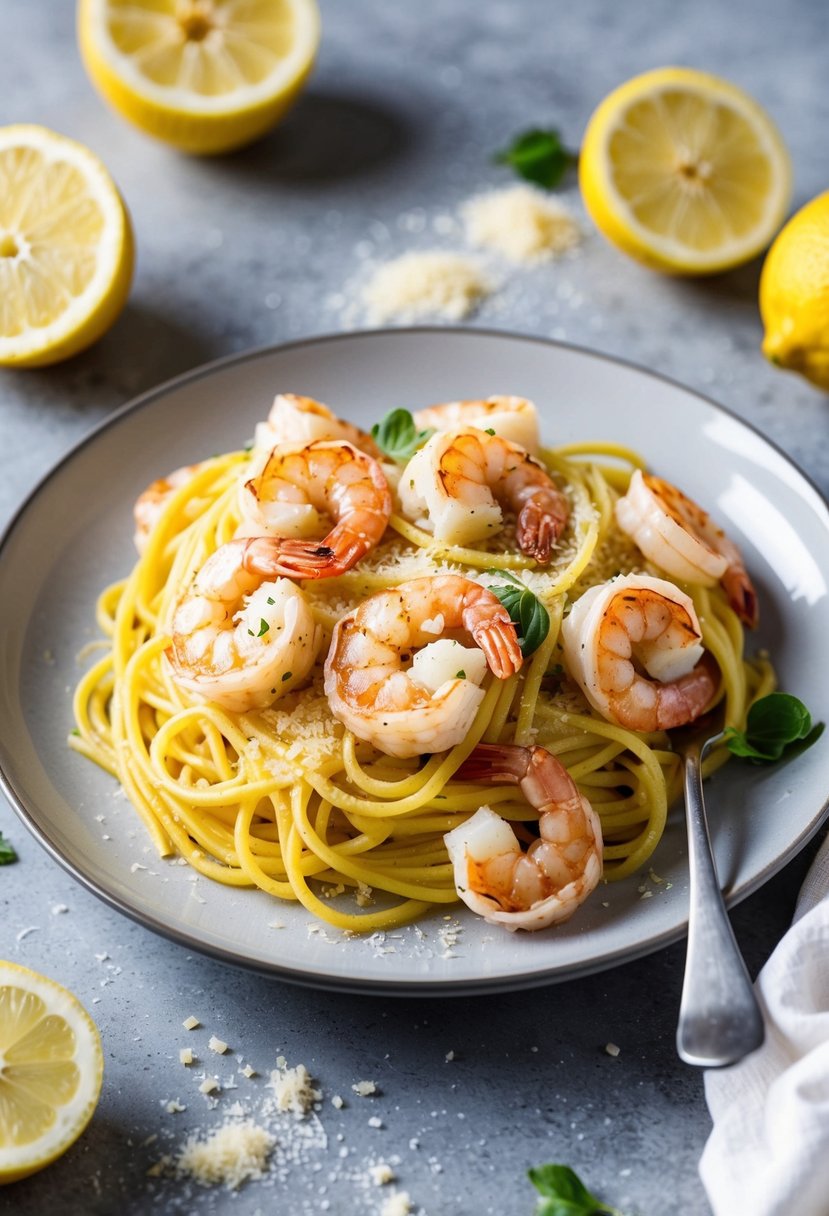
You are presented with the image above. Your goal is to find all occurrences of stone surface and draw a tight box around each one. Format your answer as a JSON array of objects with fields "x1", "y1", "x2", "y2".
[{"x1": 1, "y1": 2, "x2": 828, "y2": 1213}]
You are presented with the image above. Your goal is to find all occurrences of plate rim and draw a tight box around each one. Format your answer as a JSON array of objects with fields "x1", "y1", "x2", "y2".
[{"x1": 2, "y1": 324, "x2": 829, "y2": 994}]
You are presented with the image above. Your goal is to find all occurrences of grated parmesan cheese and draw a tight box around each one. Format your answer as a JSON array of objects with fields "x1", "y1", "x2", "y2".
[
  {"x1": 182, "y1": 1015, "x2": 200, "y2": 1030},
  {"x1": 352, "y1": 1080, "x2": 377, "y2": 1097},
  {"x1": 179, "y1": 1048, "x2": 194, "y2": 1066},
  {"x1": 208, "y1": 1035, "x2": 229, "y2": 1055},
  {"x1": 176, "y1": 1120, "x2": 274, "y2": 1189},
  {"x1": 268, "y1": 1061, "x2": 321, "y2": 1117},
  {"x1": 462, "y1": 185, "x2": 582, "y2": 264},
  {"x1": 362, "y1": 251, "x2": 490, "y2": 323},
  {"x1": 382, "y1": 1191, "x2": 412, "y2": 1216}
]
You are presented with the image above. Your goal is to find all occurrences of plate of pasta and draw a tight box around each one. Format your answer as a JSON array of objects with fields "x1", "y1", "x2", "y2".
[{"x1": 2, "y1": 327, "x2": 829, "y2": 993}]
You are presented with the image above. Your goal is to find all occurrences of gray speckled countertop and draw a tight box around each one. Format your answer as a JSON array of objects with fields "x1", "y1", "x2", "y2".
[{"x1": 2, "y1": 3, "x2": 828, "y2": 1214}]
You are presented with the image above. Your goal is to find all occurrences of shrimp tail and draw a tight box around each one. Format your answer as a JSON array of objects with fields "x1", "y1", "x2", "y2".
[
  {"x1": 723, "y1": 570, "x2": 759, "y2": 629},
  {"x1": 516, "y1": 490, "x2": 568, "y2": 564},
  {"x1": 455, "y1": 742, "x2": 531, "y2": 785},
  {"x1": 469, "y1": 621, "x2": 523, "y2": 679}
]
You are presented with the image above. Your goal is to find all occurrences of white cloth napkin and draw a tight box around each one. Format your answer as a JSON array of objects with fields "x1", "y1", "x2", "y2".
[{"x1": 700, "y1": 830, "x2": 829, "y2": 1216}]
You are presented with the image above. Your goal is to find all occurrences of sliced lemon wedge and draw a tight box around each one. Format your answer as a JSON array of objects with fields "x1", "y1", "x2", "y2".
[
  {"x1": 78, "y1": 0, "x2": 321, "y2": 155},
  {"x1": 0, "y1": 962, "x2": 104, "y2": 1185},
  {"x1": 579, "y1": 67, "x2": 792, "y2": 275},
  {"x1": 0, "y1": 124, "x2": 133, "y2": 368}
]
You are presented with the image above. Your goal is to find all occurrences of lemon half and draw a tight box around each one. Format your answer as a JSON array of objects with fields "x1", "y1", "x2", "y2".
[
  {"x1": 78, "y1": 0, "x2": 321, "y2": 155},
  {"x1": 0, "y1": 125, "x2": 133, "y2": 368},
  {"x1": 580, "y1": 67, "x2": 792, "y2": 275},
  {"x1": 0, "y1": 962, "x2": 104, "y2": 1185}
]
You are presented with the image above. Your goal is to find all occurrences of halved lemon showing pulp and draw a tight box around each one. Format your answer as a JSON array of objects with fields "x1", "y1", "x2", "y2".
[
  {"x1": 0, "y1": 124, "x2": 133, "y2": 368},
  {"x1": 580, "y1": 67, "x2": 792, "y2": 275},
  {"x1": 78, "y1": 0, "x2": 321, "y2": 154},
  {"x1": 0, "y1": 962, "x2": 104, "y2": 1185}
]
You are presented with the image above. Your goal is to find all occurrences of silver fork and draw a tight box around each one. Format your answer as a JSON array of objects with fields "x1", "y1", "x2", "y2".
[{"x1": 675, "y1": 721, "x2": 765, "y2": 1068}]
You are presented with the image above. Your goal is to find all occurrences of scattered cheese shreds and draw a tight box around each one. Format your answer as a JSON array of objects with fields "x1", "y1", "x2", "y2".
[
  {"x1": 362, "y1": 251, "x2": 490, "y2": 323},
  {"x1": 352, "y1": 1079, "x2": 377, "y2": 1097},
  {"x1": 268, "y1": 1061, "x2": 321, "y2": 1117},
  {"x1": 176, "y1": 1120, "x2": 274, "y2": 1190},
  {"x1": 182, "y1": 1016, "x2": 200, "y2": 1030},
  {"x1": 462, "y1": 185, "x2": 582, "y2": 264},
  {"x1": 208, "y1": 1035, "x2": 229, "y2": 1055}
]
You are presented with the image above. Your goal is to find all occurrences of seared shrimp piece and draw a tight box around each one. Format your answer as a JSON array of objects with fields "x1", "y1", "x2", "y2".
[
  {"x1": 615, "y1": 470, "x2": 758, "y2": 628},
  {"x1": 398, "y1": 427, "x2": 568, "y2": 563},
  {"x1": 237, "y1": 440, "x2": 392, "y2": 579},
  {"x1": 413, "y1": 396, "x2": 540, "y2": 454},
  {"x1": 561, "y1": 572, "x2": 717, "y2": 731},
  {"x1": 166, "y1": 538, "x2": 322, "y2": 712},
  {"x1": 134, "y1": 463, "x2": 207, "y2": 554},
  {"x1": 444, "y1": 744, "x2": 602, "y2": 931},
  {"x1": 324, "y1": 575, "x2": 523, "y2": 758},
  {"x1": 254, "y1": 393, "x2": 380, "y2": 457}
]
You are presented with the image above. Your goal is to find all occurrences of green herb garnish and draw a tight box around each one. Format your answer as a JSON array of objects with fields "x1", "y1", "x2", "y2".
[
  {"x1": 495, "y1": 128, "x2": 578, "y2": 189},
  {"x1": 0, "y1": 832, "x2": 18, "y2": 865},
  {"x1": 486, "y1": 569, "x2": 550, "y2": 656},
  {"x1": 724, "y1": 692, "x2": 823, "y2": 763},
  {"x1": 529, "y1": 1164, "x2": 624, "y2": 1216},
  {"x1": 256, "y1": 619, "x2": 270, "y2": 637},
  {"x1": 456, "y1": 670, "x2": 466, "y2": 679},
  {"x1": 371, "y1": 408, "x2": 434, "y2": 463}
]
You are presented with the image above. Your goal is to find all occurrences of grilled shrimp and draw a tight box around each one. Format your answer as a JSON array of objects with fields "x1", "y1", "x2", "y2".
[
  {"x1": 253, "y1": 393, "x2": 380, "y2": 457},
  {"x1": 166, "y1": 538, "x2": 322, "y2": 712},
  {"x1": 561, "y1": 572, "x2": 717, "y2": 731},
  {"x1": 413, "y1": 396, "x2": 540, "y2": 454},
  {"x1": 615, "y1": 470, "x2": 758, "y2": 628},
  {"x1": 444, "y1": 744, "x2": 603, "y2": 931},
  {"x1": 398, "y1": 427, "x2": 568, "y2": 562},
  {"x1": 324, "y1": 575, "x2": 523, "y2": 758},
  {"x1": 134, "y1": 463, "x2": 207, "y2": 554},
  {"x1": 237, "y1": 440, "x2": 392, "y2": 579}
]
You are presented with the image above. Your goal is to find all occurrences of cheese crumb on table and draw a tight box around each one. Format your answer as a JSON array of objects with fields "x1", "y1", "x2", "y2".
[
  {"x1": 362, "y1": 251, "x2": 490, "y2": 323},
  {"x1": 165, "y1": 1099, "x2": 186, "y2": 1113},
  {"x1": 605, "y1": 1042, "x2": 621, "y2": 1057},
  {"x1": 199, "y1": 1078, "x2": 220, "y2": 1095},
  {"x1": 176, "y1": 1120, "x2": 274, "y2": 1189},
  {"x1": 331, "y1": 1094, "x2": 344, "y2": 1109},
  {"x1": 381, "y1": 1191, "x2": 412, "y2": 1216},
  {"x1": 462, "y1": 184, "x2": 582, "y2": 264},
  {"x1": 182, "y1": 1016, "x2": 200, "y2": 1030},
  {"x1": 369, "y1": 1163, "x2": 395, "y2": 1185},
  {"x1": 208, "y1": 1035, "x2": 229, "y2": 1055},
  {"x1": 351, "y1": 1079, "x2": 377, "y2": 1097},
  {"x1": 179, "y1": 1048, "x2": 194, "y2": 1066},
  {"x1": 241, "y1": 1064, "x2": 257, "y2": 1079},
  {"x1": 268, "y1": 1061, "x2": 321, "y2": 1117}
]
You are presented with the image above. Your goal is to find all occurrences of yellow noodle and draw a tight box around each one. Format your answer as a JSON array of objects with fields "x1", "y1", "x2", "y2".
[{"x1": 71, "y1": 441, "x2": 765, "y2": 932}]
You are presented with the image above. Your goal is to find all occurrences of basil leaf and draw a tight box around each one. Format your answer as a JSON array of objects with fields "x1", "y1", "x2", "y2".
[
  {"x1": 370, "y1": 408, "x2": 434, "y2": 463},
  {"x1": 529, "y1": 1164, "x2": 621, "y2": 1216},
  {"x1": 0, "y1": 832, "x2": 18, "y2": 865},
  {"x1": 725, "y1": 693, "x2": 823, "y2": 763},
  {"x1": 495, "y1": 128, "x2": 579, "y2": 189},
  {"x1": 486, "y1": 571, "x2": 550, "y2": 656}
]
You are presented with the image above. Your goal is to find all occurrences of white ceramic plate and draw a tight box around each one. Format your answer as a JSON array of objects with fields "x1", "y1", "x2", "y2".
[{"x1": 2, "y1": 328, "x2": 829, "y2": 994}]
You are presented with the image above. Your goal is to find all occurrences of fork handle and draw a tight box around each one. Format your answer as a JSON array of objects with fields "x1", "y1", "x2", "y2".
[{"x1": 676, "y1": 744, "x2": 765, "y2": 1068}]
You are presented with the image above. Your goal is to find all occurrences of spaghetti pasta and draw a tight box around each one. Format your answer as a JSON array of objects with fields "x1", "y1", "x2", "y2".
[{"x1": 70, "y1": 425, "x2": 772, "y2": 932}]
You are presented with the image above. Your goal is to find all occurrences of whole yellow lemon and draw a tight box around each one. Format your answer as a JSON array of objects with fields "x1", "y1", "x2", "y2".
[{"x1": 760, "y1": 192, "x2": 829, "y2": 390}]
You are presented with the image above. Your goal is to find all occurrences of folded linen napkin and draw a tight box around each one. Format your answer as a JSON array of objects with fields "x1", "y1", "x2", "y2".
[{"x1": 700, "y1": 831, "x2": 829, "y2": 1216}]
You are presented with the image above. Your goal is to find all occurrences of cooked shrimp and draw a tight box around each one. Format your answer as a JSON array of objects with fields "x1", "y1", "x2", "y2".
[
  {"x1": 413, "y1": 396, "x2": 540, "y2": 454},
  {"x1": 398, "y1": 427, "x2": 568, "y2": 563},
  {"x1": 253, "y1": 392, "x2": 380, "y2": 457},
  {"x1": 165, "y1": 537, "x2": 322, "y2": 712},
  {"x1": 561, "y1": 572, "x2": 717, "y2": 731},
  {"x1": 615, "y1": 469, "x2": 758, "y2": 628},
  {"x1": 324, "y1": 575, "x2": 523, "y2": 758},
  {"x1": 444, "y1": 744, "x2": 602, "y2": 931},
  {"x1": 236, "y1": 440, "x2": 392, "y2": 579},
  {"x1": 134, "y1": 463, "x2": 206, "y2": 554}
]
